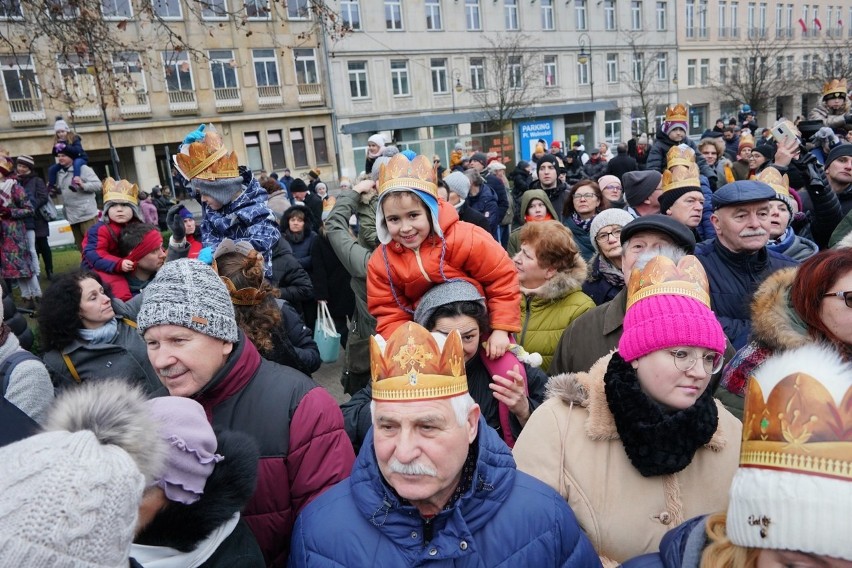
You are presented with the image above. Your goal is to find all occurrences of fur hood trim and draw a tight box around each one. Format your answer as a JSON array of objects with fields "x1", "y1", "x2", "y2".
[
  {"x1": 44, "y1": 381, "x2": 165, "y2": 484},
  {"x1": 544, "y1": 352, "x2": 728, "y2": 450},
  {"x1": 521, "y1": 257, "x2": 588, "y2": 301},
  {"x1": 750, "y1": 267, "x2": 810, "y2": 351},
  {"x1": 838, "y1": 231, "x2": 852, "y2": 249}
]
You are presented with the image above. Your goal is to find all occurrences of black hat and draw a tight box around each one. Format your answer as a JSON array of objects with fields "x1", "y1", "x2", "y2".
[
  {"x1": 470, "y1": 152, "x2": 488, "y2": 166},
  {"x1": 712, "y1": 180, "x2": 776, "y2": 210},
  {"x1": 537, "y1": 154, "x2": 560, "y2": 168},
  {"x1": 290, "y1": 178, "x2": 308, "y2": 194},
  {"x1": 620, "y1": 214, "x2": 696, "y2": 253},
  {"x1": 825, "y1": 143, "x2": 852, "y2": 169},
  {"x1": 752, "y1": 142, "x2": 776, "y2": 162},
  {"x1": 623, "y1": 170, "x2": 662, "y2": 207}
]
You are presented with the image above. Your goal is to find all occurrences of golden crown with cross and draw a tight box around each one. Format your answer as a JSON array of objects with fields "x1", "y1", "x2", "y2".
[
  {"x1": 103, "y1": 177, "x2": 139, "y2": 205},
  {"x1": 174, "y1": 124, "x2": 240, "y2": 181},
  {"x1": 377, "y1": 154, "x2": 438, "y2": 198},
  {"x1": 626, "y1": 254, "x2": 711, "y2": 311}
]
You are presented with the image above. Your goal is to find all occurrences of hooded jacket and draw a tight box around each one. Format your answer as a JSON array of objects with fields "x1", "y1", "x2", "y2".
[
  {"x1": 466, "y1": 180, "x2": 500, "y2": 238},
  {"x1": 514, "y1": 354, "x2": 741, "y2": 567},
  {"x1": 767, "y1": 226, "x2": 818, "y2": 261},
  {"x1": 55, "y1": 164, "x2": 101, "y2": 225},
  {"x1": 519, "y1": 258, "x2": 595, "y2": 371},
  {"x1": 282, "y1": 205, "x2": 316, "y2": 271},
  {"x1": 807, "y1": 99, "x2": 850, "y2": 131},
  {"x1": 289, "y1": 416, "x2": 602, "y2": 567},
  {"x1": 507, "y1": 189, "x2": 560, "y2": 257},
  {"x1": 367, "y1": 199, "x2": 521, "y2": 337}
]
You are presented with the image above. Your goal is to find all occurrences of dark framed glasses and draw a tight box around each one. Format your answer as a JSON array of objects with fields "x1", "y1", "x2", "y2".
[{"x1": 823, "y1": 290, "x2": 852, "y2": 308}]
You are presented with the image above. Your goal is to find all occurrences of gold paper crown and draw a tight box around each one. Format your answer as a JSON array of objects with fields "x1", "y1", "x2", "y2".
[
  {"x1": 738, "y1": 134, "x2": 756, "y2": 149},
  {"x1": 665, "y1": 145, "x2": 696, "y2": 169},
  {"x1": 822, "y1": 78, "x2": 848, "y2": 99},
  {"x1": 370, "y1": 322, "x2": 467, "y2": 402},
  {"x1": 664, "y1": 103, "x2": 688, "y2": 123},
  {"x1": 662, "y1": 162, "x2": 701, "y2": 193},
  {"x1": 626, "y1": 254, "x2": 711, "y2": 311},
  {"x1": 377, "y1": 154, "x2": 438, "y2": 198},
  {"x1": 174, "y1": 124, "x2": 240, "y2": 181},
  {"x1": 740, "y1": 370, "x2": 852, "y2": 481},
  {"x1": 103, "y1": 177, "x2": 139, "y2": 205},
  {"x1": 755, "y1": 167, "x2": 790, "y2": 198}
]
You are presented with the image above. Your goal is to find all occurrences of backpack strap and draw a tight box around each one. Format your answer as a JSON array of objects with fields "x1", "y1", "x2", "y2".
[
  {"x1": 62, "y1": 353, "x2": 82, "y2": 384},
  {"x1": 1, "y1": 350, "x2": 39, "y2": 396}
]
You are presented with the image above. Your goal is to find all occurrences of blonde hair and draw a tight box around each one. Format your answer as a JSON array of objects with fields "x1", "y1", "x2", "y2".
[{"x1": 700, "y1": 512, "x2": 761, "y2": 568}]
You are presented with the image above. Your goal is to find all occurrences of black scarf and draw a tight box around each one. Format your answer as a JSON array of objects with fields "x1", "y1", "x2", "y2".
[{"x1": 604, "y1": 352, "x2": 718, "y2": 477}]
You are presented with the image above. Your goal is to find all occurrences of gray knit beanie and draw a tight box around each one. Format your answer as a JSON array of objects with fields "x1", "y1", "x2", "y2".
[
  {"x1": 414, "y1": 281, "x2": 485, "y2": 328},
  {"x1": 443, "y1": 171, "x2": 471, "y2": 200},
  {"x1": 137, "y1": 258, "x2": 238, "y2": 342},
  {"x1": 589, "y1": 208, "x2": 635, "y2": 253},
  {"x1": 191, "y1": 176, "x2": 244, "y2": 206}
]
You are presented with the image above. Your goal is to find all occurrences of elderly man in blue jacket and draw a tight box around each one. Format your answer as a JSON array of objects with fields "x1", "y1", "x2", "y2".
[{"x1": 290, "y1": 321, "x2": 600, "y2": 567}]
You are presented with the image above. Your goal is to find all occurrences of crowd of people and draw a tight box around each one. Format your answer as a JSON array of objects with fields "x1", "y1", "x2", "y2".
[{"x1": 0, "y1": 78, "x2": 850, "y2": 567}]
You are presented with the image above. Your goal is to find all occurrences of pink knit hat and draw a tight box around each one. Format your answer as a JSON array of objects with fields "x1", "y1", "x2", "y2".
[{"x1": 618, "y1": 255, "x2": 725, "y2": 362}]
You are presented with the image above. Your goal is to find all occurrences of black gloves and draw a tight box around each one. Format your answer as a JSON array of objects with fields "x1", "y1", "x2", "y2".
[
  {"x1": 239, "y1": 165, "x2": 253, "y2": 185},
  {"x1": 844, "y1": 114, "x2": 852, "y2": 125},
  {"x1": 166, "y1": 204, "x2": 186, "y2": 241}
]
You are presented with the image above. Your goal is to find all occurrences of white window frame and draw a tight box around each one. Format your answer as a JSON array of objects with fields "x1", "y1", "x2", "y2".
[
  {"x1": 57, "y1": 53, "x2": 97, "y2": 101},
  {"x1": 287, "y1": 0, "x2": 309, "y2": 20},
  {"x1": 631, "y1": 1, "x2": 642, "y2": 30},
  {"x1": 575, "y1": 0, "x2": 587, "y2": 30},
  {"x1": 606, "y1": 53, "x2": 618, "y2": 83},
  {"x1": 252, "y1": 49, "x2": 279, "y2": 87},
  {"x1": 152, "y1": 0, "x2": 181, "y2": 19},
  {"x1": 201, "y1": 0, "x2": 227, "y2": 20},
  {"x1": 698, "y1": 0, "x2": 708, "y2": 36},
  {"x1": 465, "y1": 0, "x2": 481, "y2": 31},
  {"x1": 431, "y1": 58, "x2": 449, "y2": 93},
  {"x1": 656, "y1": 1, "x2": 666, "y2": 30},
  {"x1": 0, "y1": 0, "x2": 23, "y2": 19},
  {"x1": 718, "y1": 1, "x2": 727, "y2": 36},
  {"x1": 687, "y1": 59, "x2": 696, "y2": 86},
  {"x1": 162, "y1": 50, "x2": 194, "y2": 92},
  {"x1": 244, "y1": 0, "x2": 269, "y2": 20},
  {"x1": 46, "y1": 0, "x2": 77, "y2": 19},
  {"x1": 577, "y1": 60, "x2": 589, "y2": 85},
  {"x1": 699, "y1": 58, "x2": 709, "y2": 85},
  {"x1": 543, "y1": 55, "x2": 558, "y2": 86},
  {"x1": 112, "y1": 51, "x2": 147, "y2": 93},
  {"x1": 209, "y1": 49, "x2": 238, "y2": 90},
  {"x1": 604, "y1": 0, "x2": 616, "y2": 30},
  {"x1": 632, "y1": 52, "x2": 643, "y2": 81},
  {"x1": 731, "y1": 1, "x2": 739, "y2": 36},
  {"x1": 340, "y1": 0, "x2": 361, "y2": 30},
  {"x1": 504, "y1": 0, "x2": 519, "y2": 30},
  {"x1": 541, "y1": 0, "x2": 554, "y2": 30},
  {"x1": 508, "y1": 55, "x2": 522, "y2": 89},
  {"x1": 656, "y1": 52, "x2": 668, "y2": 81},
  {"x1": 294, "y1": 48, "x2": 318, "y2": 84},
  {"x1": 470, "y1": 58, "x2": 485, "y2": 90},
  {"x1": 719, "y1": 57, "x2": 727, "y2": 82},
  {"x1": 384, "y1": 0, "x2": 402, "y2": 30},
  {"x1": 1, "y1": 54, "x2": 40, "y2": 101},
  {"x1": 685, "y1": 0, "x2": 695, "y2": 37},
  {"x1": 425, "y1": 0, "x2": 442, "y2": 30},
  {"x1": 102, "y1": 0, "x2": 132, "y2": 19},
  {"x1": 347, "y1": 61, "x2": 369, "y2": 99},
  {"x1": 758, "y1": 1, "x2": 766, "y2": 34},
  {"x1": 390, "y1": 60, "x2": 410, "y2": 96}
]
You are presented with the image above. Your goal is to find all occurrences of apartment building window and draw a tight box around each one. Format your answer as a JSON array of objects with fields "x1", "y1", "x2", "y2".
[
  {"x1": 466, "y1": 0, "x2": 481, "y2": 30},
  {"x1": 541, "y1": 0, "x2": 554, "y2": 30},
  {"x1": 209, "y1": 50, "x2": 238, "y2": 90},
  {"x1": 152, "y1": 0, "x2": 181, "y2": 19},
  {"x1": 698, "y1": 0, "x2": 708, "y2": 36},
  {"x1": 786, "y1": 4, "x2": 793, "y2": 35},
  {"x1": 340, "y1": 0, "x2": 361, "y2": 30},
  {"x1": 774, "y1": 56, "x2": 782, "y2": 78},
  {"x1": 747, "y1": 2, "x2": 755, "y2": 36},
  {"x1": 774, "y1": 3, "x2": 782, "y2": 35},
  {"x1": 385, "y1": 0, "x2": 402, "y2": 29},
  {"x1": 348, "y1": 61, "x2": 369, "y2": 98},
  {"x1": 504, "y1": 0, "x2": 519, "y2": 30},
  {"x1": 758, "y1": 2, "x2": 766, "y2": 35},
  {"x1": 656, "y1": 52, "x2": 668, "y2": 80},
  {"x1": 245, "y1": 0, "x2": 269, "y2": 20},
  {"x1": 687, "y1": 59, "x2": 696, "y2": 86},
  {"x1": 102, "y1": 0, "x2": 132, "y2": 19},
  {"x1": 431, "y1": 58, "x2": 448, "y2": 93},
  {"x1": 267, "y1": 131, "x2": 286, "y2": 170},
  {"x1": 604, "y1": 0, "x2": 616, "y2": 30},
  {"x1": 390, "y1": 60, "x2": 410, "y2": 96},
  {"x1": 112, "y1": 51, "x2": 145, "y2": 92},
  {"x1": 244, "y1": 133, "x2": 262, "y2": 171},
  {"x1": 811, "y1": 52, "x2": 818, "y2": 76},
  {"x1": 577, "y1": 59, "x2": 589, "y2": 85},
  {"x1": 731, "y1": 57, "x2": 740, "y2": 78},
  {"x1": 288, "y1": 0, "x2": 309, "y2": 19},
  {"x1": 48, "y1": 0, "x2": 77, "y2": 19},
  {"x1": 544, "y1": 55, "x2": 558, "y2": 86},
  {"x1": 606, "y1": 53, "x2": 618, "y2": 83},
  {"x1": 605, "y1": 110, "x2": 622, "y2": 144},
  {"x1": 699, "y1": 58, "x2": 709, "y2": 85},
  {"x1": 0, "y1": 0, "x2": 22, "y2": 19},
  {"x1": 425, "y1": 0, "x2": 442, "y2": 30},
  {"x1": 252, "y1": 49, "x2": 279, "y2": 87},
  {"x1": 718, "y1": 1, "x2": 727, "y2": 36},
  {"x1": 294, "y1": 49, "x2": 318, "y2": 84},
  {"x1": 201, "y1": 0, "x2": 226, "y2": 20},
  {"x1": 162, "y1": 51, "x2": 193, "y2": 91},
  {"x1": 719, "y1": 57, "x2": 727, "y2": 82},
  {"x1": 1, "y1": 55, "x2": 38, "y2": 102},
  {"x1": 290, "y1": 128, "x2": 308, "y2": 168},
  {"x1": 632, "y1": 52, "x2": 643, "y2": 81},
  {"x1": 312, "y1": 126, "x2": 329, "y2": 164},
  {"x1": 785, "y1": 55, "x2": 794, "y2": 75},
  {"x1": 811, "y1": 5, "x2": 818, "y2": 36},
  {"x1": 731, "y1": 1, "x2": 739, "y2": 36},
  {"x1": 575, "y1": 0, "x2": 587, "y2": 30},
  {"x1": 685, "y1": 0, "x2": 695, "y2": 37},
  {"x1": 470, "y1": 58, "x2": 485, "y2": 90},
  {"x1": 802, "y1": 54, "x2": 810, "y2": 77},
  {"x1": 509, "y1": 56, "x2": 522, "y2": 89},
  {"x1": 656, "y1": 1, "x2": 666, "y2": 30},
  {"x1": 631, "y1": 1, "x2": 642, "y2": 30}
]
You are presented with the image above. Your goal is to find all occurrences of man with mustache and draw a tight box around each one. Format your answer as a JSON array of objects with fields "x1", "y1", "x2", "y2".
[
  {"x1": 696, "y1": 181, "x2": 798, "y2": 350},
  {"x1": 289, "y1": 322, "x2": 599, "y2": 567}
]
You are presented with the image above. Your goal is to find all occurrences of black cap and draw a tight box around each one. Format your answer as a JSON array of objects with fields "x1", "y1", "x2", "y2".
[
  {"x1": 712, "y1": 180, "x2": 775, "y2": 210},
  {"x1": 825, "y1": 142, "x2": 852, "y2": 169},
  {"x1": 620, "y1": 214, "x2": 696, "y2": 253},
  {"x1": 290, "y1": 177, "x2": 308, "y2": 194},
  {"x1": 470, "y1": 152, "x2": 488, "y2": 165}
]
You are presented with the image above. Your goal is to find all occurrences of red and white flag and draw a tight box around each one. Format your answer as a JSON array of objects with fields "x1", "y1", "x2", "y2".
[
  {"x1": 798, "y1": 18, "x2": 808, "y2": 31},
  {"x1": 813, "y1": 17, "x2": 823, "y2": 30}
]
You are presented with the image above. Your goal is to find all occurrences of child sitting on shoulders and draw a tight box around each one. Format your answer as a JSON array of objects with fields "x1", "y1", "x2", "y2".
[
  {"x1": 366, "y1": 153, "x2": 521, "y2": 358},
  {"x1": 47, "y1": 118, "x2": 89, "y2": 191},
  {"x1": 80, "y1": 177, "x2": 142, "y2": 301}
]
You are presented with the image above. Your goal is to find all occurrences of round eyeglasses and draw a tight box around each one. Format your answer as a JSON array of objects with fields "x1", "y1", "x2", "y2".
[
  {"x1": 669, "y1": 349, "x2": 724, "y2": 375},
  {"x1": 823, "y1": 290, "x2": 852, "y2": 308}
]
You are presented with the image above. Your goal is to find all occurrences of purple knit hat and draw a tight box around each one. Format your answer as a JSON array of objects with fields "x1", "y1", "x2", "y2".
[
  {"x1": 146, "y1": 397, "x2": 224, "y2": 505},
  {"x1": 618, "y1": 255, "x2": 725, "y2": 362}
]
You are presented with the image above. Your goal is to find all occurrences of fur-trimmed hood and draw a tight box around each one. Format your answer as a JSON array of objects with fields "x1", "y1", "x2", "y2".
[
  {"x1": 543, "y1": 352, "x2": 727, "y2": 450},
  {"x1": 749, "y1": 267, "x2": 810, "y2": 351},
  {"x1": 521, "y1": 255, "x2": 587, "y2": 302},
  {"x1": 839, "y1": 230, "x2": 852, "y2": 250}
]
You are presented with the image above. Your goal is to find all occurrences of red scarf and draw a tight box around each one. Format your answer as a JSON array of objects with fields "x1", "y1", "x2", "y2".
[{"x1": 524, "y1": 213, "x2": 554, "y2": 223}]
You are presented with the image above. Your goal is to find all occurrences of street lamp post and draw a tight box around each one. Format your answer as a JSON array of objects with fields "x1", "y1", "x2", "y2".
[
  {"x1": 578, "y1": 33, "x2": 594, "y2": 102},
  {"x1": 451, "y1": 69, "x2": 463, "y2": 114}
]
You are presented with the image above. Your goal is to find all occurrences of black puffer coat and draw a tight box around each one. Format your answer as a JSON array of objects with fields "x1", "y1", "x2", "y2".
[{"x1": 2, "y1": 281, "x2": 33, "y2": 351}]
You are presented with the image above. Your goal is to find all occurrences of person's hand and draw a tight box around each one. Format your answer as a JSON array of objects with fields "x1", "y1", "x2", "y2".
[
  {"x1": 166, "y1": 204, "x2": 186, "y2": 241},
  {"x1": 353, "y1": 179, "x2": 375, "y2": 195},
  {"x1": 239, "y1": 165, "x2": 252, "y2": 185},
  {"x1": 0, "y1": 206, "x2": 11, "y2": 219},
  {"x1": 485, "y1": 330, "x2": 510, "y2": 359},
  {"x1": 489, "y1": 364, "x2": 531, "y2": 424},
  {"x1": 773, "y1": 137, "x2": 799, "y2": 167},
  {"x1": 120, "y1": 259, "x2": 134, "y2": 272}
]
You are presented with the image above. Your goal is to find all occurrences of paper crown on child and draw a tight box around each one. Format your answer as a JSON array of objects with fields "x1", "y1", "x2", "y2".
[
  {"x1": 370, "y1": 322, "x2": 468, "y2": 402},
  {"x1": 173, "y1": 124, "x2": 239, "y2": 181},
  {"x1": 664, "y1": 103, "x2": 688, "y2": 124},
  {"x1": 738, "y1": 134, "x2": 756, "y2": 150},
  {"x1": 665, "y1": 145, "x2": 696, "y2": 169},
  {"x1": 103, "y1": 177, "x2": 139, "y2": 205},
  {"x1": 625, "y1": 254, "x2": 711, "y2": 311},
  {"x1": 822, "y1": 78, "x2": 848, "y2": 100},
  {"x1": 727, "y1": 344, "x2": 852, "y2": 560},
  {"x1": 377, "y1": 154, "x2": 438, "y2": 198}
]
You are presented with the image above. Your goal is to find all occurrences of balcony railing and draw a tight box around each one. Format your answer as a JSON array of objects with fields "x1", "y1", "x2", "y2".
[
  {"x1": 730, "y1": 26, "x2": 740, "y2": 37},
  {"x1": 7, "y1": 97, "x2": 45, "y2": 126},
  {"x1": 213, "y1": 87, "x2": 242, "y2": 111},
  {"x1": 167, "y1": 89, "x2": 198, "y2": 114},
  {"x1": 297, "y1": 82, "x2": 324, "y2": 106},
  {"x1": 257, "y1": 85, "x2": 282, "y2": 108},
  {"x1": 719, "y1": 26, "x2": 727, "y2": 37},
  {"x1": 70, "y1": 105, "x2": 102, "y2": 123},
  {"x1": 698, "y1": 27, "x2": 708, "y2": 38},
  {"x1": 119, "y1": 91, "x2": 152, "y2": 119}
]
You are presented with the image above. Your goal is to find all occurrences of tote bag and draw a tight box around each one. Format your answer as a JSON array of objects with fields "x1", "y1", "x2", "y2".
[{"x1": 313, "y1": 302, "x2": 341, "y2": 363}]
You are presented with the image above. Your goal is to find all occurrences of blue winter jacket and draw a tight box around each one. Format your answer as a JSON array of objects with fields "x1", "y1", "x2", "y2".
[
  {"x1": 289, "y1": 417, "x2": 601, "y2": 567},
  {"x1": 622, "y1": 515, "x2": 709, "y2": 568},
  {"x1": 467, "y1": 184, "x2": 500, "y2": 239}
]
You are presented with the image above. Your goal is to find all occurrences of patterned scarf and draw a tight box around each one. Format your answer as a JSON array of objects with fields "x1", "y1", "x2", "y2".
[
  {"x1": 571, "y1": 211, "x2": 593, "y2": 232},
  {"x1": 595, "y1": 254, "x2": 625, "y2": 288}
]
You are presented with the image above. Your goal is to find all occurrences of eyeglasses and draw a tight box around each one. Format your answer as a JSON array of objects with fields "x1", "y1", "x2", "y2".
[
  {"x1": 595, "y1": 228, "x2": 622, "y2": 242},
  {"x1": 669, "y1": 349, "x2": 724, "y2": 375},
  {"x1": 603, "y1": 184, "x2": 621, "y2": 191},
  {"x1": 573, "y1": 192, "x2": 597, "y2": 201},
  {"x1": 823, "y1": 290, "x2": 852, "y2": 308}
]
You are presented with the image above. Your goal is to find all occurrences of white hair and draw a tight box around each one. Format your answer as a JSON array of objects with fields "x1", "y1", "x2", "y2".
[
  {"x1": 632, "y1": 244, "x2": 687, "y2": 271},
  {"x1": 370, "y1": 393, "x2": 476, "y2": 428}
]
